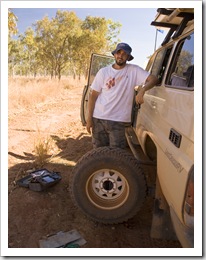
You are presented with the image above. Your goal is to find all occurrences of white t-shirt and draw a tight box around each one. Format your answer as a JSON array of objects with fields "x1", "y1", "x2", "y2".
[{"x1": 91, "y1": 63, "x2": 150, "y2": 122}]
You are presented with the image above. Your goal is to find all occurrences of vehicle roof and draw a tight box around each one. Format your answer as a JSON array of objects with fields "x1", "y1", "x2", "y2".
[
  {"x1": 152, "y1": 8, "x2": 194, "y2": 29},
  {"x1": 151, "y1": 8, "x2": 194, "y2": 46}
]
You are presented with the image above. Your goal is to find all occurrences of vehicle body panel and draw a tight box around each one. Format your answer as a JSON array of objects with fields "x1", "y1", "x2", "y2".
[{"x1": 136, "y1": 8, "x2": 194, "y2": 246}]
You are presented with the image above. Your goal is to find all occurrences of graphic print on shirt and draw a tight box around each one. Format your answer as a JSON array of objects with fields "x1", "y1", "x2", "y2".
[
  {"x1": 105, "y1": 74, "x2": 128, "y2": 90},
  {"x1": 106, "y1": 77, "x2": 115, "y2": 89}
]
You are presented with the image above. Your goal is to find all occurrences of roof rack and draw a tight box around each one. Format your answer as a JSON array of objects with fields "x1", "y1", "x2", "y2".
[{"x1": 151, "y1": 8, "x2": 194, "y2": 46}]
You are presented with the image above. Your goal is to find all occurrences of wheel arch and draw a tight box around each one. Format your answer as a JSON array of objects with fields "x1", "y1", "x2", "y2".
[{"x1": 144, "y1": 134, "x2": 157, "y2": 162}]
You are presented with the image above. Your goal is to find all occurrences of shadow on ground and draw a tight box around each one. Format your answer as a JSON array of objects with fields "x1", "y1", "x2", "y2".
[{"x1": 7, "y1": 134, "x2": 181, "y2": 249}]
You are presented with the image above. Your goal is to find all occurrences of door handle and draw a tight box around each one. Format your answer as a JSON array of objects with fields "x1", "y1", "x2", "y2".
[{"x1": 151, "y1": 100, "x2": 157, "y2": 109}]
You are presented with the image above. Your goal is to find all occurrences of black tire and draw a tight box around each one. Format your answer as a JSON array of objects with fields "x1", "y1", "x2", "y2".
[{"x1": 70, "y1": 147, "x2": 147, "y2": 224}]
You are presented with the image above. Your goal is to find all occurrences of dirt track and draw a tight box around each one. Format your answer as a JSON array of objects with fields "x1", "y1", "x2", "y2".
[{"x1": 8, "y1": 84, "x2": 181, "y2": 250}]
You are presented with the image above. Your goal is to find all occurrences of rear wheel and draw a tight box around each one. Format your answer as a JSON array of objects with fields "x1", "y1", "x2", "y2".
[{"x1": 70, "y1": 147, "x2": 147, "y2": 224}]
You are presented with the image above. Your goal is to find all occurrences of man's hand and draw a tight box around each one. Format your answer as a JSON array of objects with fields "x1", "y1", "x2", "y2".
[
  {"x1": 135, "y1": 87, "x2": 146, "y2": 104},
  {"x1": 86, "y1": 117, "x2": 93, "y2": 134},
  {"x1": 135, "y1": 74, "x2": 158, "y2": 105},
  {"x1": 86, "y1": 89, "x2": 99, "y2": 134}
]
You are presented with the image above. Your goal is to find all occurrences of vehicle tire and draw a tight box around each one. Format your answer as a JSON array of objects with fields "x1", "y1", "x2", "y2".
[{"x1": 70, "y1": 147, "x2": 147, "y2": 224}]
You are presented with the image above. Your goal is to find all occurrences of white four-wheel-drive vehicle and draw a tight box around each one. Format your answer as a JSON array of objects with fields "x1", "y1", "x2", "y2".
[{"x1": 70, "y1": 8, "x2": 194, "y2": 248}]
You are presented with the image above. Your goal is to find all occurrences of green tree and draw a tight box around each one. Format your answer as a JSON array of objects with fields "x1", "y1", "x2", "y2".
[
  {"x1": 8, "y1": 8, "x2": 18, "y2": 37},
  {"x1": 8, "y1": 8, "x2": 19, "y2": 76},
  {"x1": 76, "y1": 16, "x2": 121, "y2": 78},
  {"x1": 8, "y1": 38, "x2": 21, "y2": 76},
  {"x1": 9, "y1": 9, "x2": 122, "y2": 79},
  {"x1": 35, "y1": 11, "x2": 82, "y2": 80},
  {"x1": 18, "y1": 28, "x2": 39, "y2": 76}
]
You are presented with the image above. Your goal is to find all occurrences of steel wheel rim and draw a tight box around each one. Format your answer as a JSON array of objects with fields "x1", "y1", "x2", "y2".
[{"x1": 86, "y1": 169, "x2": 129, "y2": 210}]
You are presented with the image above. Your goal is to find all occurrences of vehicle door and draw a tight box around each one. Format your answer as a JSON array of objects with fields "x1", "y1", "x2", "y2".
[
  {"x1": 138, "y1": 31, "x2": 194, "y2": 222},
  {"x1": 80, "y1": 53, "x2": 115, "y2": 126}
]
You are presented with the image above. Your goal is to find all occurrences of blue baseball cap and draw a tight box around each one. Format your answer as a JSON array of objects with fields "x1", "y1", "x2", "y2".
[{"x1": 111, "y1": 42, "x2": 134, "y2": 61}]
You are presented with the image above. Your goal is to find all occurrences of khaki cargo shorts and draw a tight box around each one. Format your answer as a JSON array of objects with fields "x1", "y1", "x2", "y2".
[{"x1": 92, "y1": 118, "x2": 130, "y2": 149}]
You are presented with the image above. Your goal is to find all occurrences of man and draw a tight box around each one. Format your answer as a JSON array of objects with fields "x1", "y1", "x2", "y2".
[{"x1": 86, "y1": 42, "x2": 158, "y2": 148}]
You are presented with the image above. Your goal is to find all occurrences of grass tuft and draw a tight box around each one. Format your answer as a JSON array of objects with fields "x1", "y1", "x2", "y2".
[{"x1": 34, "y1": 136, "x2": 51, "y2": 167}]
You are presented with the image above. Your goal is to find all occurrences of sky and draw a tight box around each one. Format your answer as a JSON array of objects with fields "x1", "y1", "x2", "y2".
[
  {"x1": 7, "y1": 1, "x2": 202, "y2": 69},
  {"x1": 11, "y1": 7, "x2": 166, "y2": 68}
]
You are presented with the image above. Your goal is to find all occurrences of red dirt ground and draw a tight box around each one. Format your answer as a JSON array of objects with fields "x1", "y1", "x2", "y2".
[{"x1": 7, "y1": 83, "x2": 181, "y2": 251}]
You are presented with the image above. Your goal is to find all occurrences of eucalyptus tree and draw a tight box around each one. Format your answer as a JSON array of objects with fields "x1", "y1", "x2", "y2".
[
  {"x1": 8, "y1": 8, "x2": 18, "y2": 37},
  {"x1": 9, "y1": 9, "x2": 122, "y2": 79},
  {"x1": 8, "y1": 8, "x2": 18, "y2": 76},
  {"x1": 34, "y1": 10, "x2": 82, "y2": 80},
  {"x1": 34, "y1": 10, "x2": 122, "y2": 80},
  {"x1": 75, "y1": 16, "x2": 122, "y2": 79},
  {"x1": 18, "y1": 28, "x2": 39, "y2": 76}
]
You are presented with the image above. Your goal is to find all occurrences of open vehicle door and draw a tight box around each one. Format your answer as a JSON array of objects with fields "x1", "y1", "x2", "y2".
[{"x1": 80, "y1": 53, "x2": 115, "y2": 126}]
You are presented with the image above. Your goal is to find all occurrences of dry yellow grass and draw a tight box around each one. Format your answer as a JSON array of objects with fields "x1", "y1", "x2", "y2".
[
  {"x1": 8, "y1": 76, "x2": 85, "y2": 112},
  {"x1": 34, "y1": 134, "x2": 51, "y2": 167},
  {"x1": 8, "y1": 76, "x2": 86, "y2": 166}
]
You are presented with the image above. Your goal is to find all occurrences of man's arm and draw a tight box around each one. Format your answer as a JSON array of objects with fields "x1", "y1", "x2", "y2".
[
  {"x1": 135, "y1": 74, "x2": 158, "y2": 104},
  {"x1": 86, "y1": 89, "x2": 99, "y2": 134}
]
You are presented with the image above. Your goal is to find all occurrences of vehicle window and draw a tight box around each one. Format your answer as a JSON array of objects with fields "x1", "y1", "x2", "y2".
[
  {"x1": 150, "y1": 46, "x2": 173, "y2": 85},
  {"x1": 88, "y1": 54, "x2": 114, "y2": 86},
  {"x1": 167, "y1": 33, "x2": 194, "y2": 89}
]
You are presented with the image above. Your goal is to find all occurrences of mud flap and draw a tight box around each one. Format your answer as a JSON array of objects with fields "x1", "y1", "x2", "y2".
[{"x1": 150, "y1": 177, "x2": 178, "y2": 241}]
